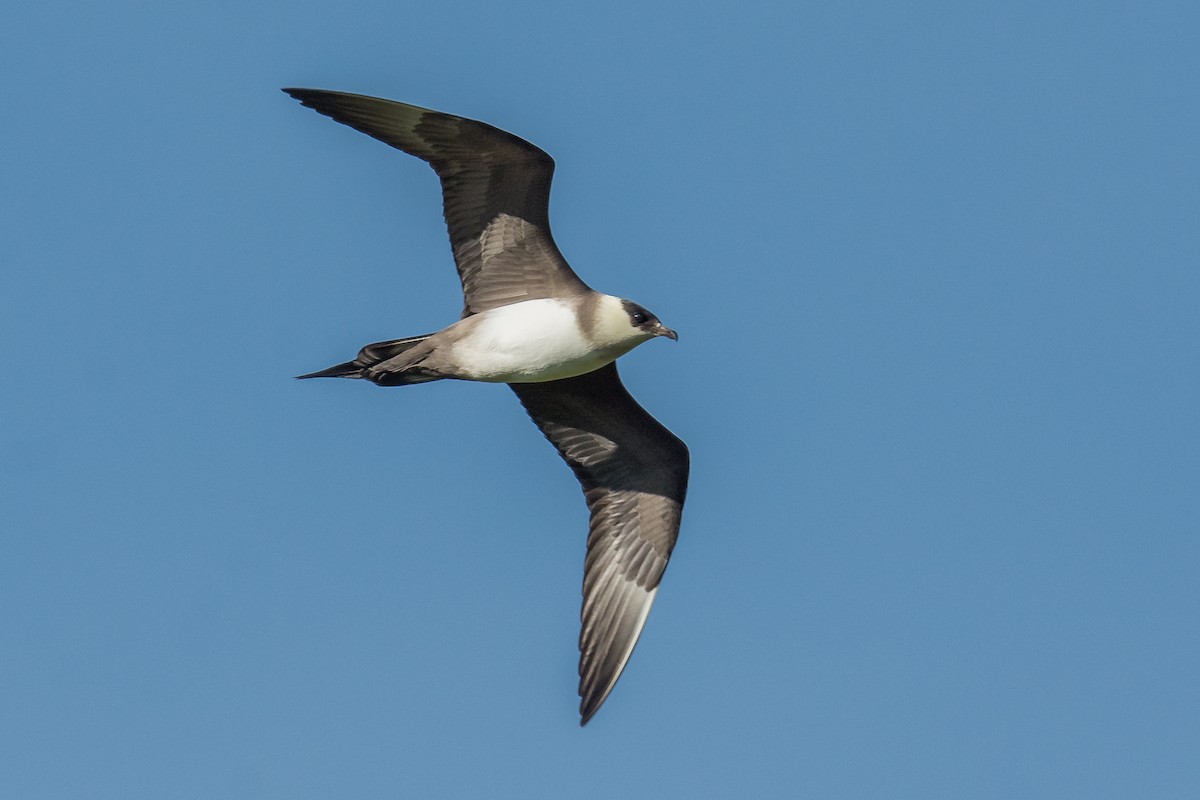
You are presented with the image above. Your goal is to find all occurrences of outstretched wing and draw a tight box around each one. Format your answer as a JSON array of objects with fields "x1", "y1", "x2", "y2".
[
  {"x1": 284, "y1": 88, "x2": 590, "y2": 315},
  {"x1": 510, "y1": 363, "x2": 689, "y2": 725}
]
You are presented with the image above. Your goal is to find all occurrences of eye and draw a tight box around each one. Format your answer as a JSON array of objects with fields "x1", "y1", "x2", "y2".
[{"x1": 632, "y1": 311, "x2": 648, "y2": 325}]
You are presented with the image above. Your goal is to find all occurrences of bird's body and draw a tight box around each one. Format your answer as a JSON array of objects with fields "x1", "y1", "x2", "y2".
[
  {"x1": 286, "y1": 88, "x2": 688, "y2": 725},
  {"x1": 342, "y1": 295, "x2": 661, "y2": 385},
  {"x1": 445, "y1": 296, "x2": 654, "y2": 383}
]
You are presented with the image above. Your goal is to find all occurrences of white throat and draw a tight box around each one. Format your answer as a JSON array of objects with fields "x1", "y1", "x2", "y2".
[{"x1": 590, "y1": 295, "x2": 652, "y2": 350}]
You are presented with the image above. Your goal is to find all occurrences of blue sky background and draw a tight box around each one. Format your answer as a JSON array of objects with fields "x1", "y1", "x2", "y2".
[{"x1": 2, "y1": 1, "x2": 1198, "y2": 797}]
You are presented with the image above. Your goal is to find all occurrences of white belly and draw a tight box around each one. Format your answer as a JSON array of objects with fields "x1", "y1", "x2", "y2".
[{"x1": 449, "y1": 299, "x2": 628, "y2": 382}]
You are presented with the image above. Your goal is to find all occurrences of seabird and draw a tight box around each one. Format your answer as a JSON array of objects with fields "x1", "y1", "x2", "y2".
[{"x1": 285, "y1": 88, "x2": 689, "y2": 725}]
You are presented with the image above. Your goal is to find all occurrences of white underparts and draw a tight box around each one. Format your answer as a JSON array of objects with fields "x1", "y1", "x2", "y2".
[{"x1": 448, "y1": 297, "x2": 650, "y2": 383}]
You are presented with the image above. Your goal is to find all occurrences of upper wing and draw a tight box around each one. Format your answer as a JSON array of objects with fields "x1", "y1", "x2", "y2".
[
  {"x1": 510, "y1": 363, "x2": 689, "y2": 725},
  {"x1": 283, "y1": 88, "x2": 591, "y2": 315}
]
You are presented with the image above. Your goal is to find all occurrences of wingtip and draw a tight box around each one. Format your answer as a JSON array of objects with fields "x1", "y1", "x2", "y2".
[{"x1": 281, "y1": 87, "x2": 322, "y2": 105}]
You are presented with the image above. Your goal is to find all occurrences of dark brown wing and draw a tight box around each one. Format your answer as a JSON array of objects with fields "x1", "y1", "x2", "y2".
[
  {"x1": 283, "y1": 88, "x2": 590, "y2": 315},
  {"x1": 510, "y1": 363, "x2": 689, "y2": 725}
]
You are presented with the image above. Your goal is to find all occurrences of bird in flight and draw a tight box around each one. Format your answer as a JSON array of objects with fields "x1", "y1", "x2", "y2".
[{"x1": 284, "y1": 88, "x2": 689, "y2": 725}]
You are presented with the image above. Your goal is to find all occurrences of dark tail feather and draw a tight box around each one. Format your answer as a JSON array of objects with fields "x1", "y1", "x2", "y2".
[
  {"x1": 296, "y1": 333, "x2": 436, "y2": 382},
  {"x1": 296, "y1": 360, "x2": 362, "y2": 380}
]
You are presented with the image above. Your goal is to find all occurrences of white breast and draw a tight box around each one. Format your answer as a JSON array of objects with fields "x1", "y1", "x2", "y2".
[{"x1": 450, "y1": 299, "x2": 616, "y2": 382}]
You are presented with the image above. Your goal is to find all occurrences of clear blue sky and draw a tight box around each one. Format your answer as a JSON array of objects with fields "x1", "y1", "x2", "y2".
[{"x1": 2, "y1": 1, "x2": 1197, "y2": 797}]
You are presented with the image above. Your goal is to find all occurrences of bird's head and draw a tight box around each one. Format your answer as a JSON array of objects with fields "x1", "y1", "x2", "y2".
[
  {"x1": 621, "y1": 299, "x2": 678, "y2": 342},
  {"x1": 589, "y1": 295, "x2": 677, "y2": 351}
]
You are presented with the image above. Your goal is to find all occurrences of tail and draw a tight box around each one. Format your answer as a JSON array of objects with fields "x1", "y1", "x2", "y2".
[{"x1": 296, "y1": 333, "x2": 442, "y2": 385}]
